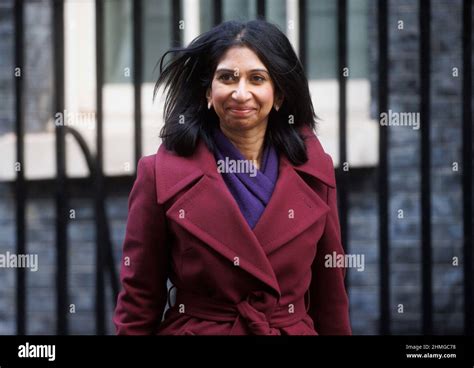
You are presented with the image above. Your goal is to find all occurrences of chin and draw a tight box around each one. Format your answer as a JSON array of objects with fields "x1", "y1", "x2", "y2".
[{"x1": 224, "y1": 118, "x2": 267, "y2": 130}]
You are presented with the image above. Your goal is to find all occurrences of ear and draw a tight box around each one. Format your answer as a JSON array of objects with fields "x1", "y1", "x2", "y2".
[
  {"x1": 274, "y1": 93, "x2": 284, "y2": 111},
  {"x1": 206, "y1": 88, "x2": 213, "y2": 110}
]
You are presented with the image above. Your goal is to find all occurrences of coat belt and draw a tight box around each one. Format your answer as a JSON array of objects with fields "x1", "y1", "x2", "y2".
[{"x1": 174, "y1": 290, "x2": 308, "y2": 335}]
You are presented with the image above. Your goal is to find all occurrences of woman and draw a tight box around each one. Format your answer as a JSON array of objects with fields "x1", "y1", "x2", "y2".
[{"x1": 113, "y1": 19, "x2": 351, "y2": 335}]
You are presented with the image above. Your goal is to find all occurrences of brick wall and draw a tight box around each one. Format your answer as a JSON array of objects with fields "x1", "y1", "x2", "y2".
[{"x1": 366, "y1": 0, "x2": 469, "y2": 333}]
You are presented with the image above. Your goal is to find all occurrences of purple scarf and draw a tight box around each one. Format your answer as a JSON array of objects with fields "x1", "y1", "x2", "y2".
[{"x1": 212, "y1": 126, "x2": 279, "y2": 229}]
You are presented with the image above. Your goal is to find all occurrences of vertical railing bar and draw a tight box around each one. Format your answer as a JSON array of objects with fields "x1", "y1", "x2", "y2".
[
  {"x1": 95, "y1": 0, "x2": 106, "y2": 335},
  {"x1": 298, "y1": 0, "x2": 306, "y2": 70},
  {"x1": 420, "y1": 0, "x2": 433, "y2": 335},
  {"x1": 257, "y1": 0, "x2": 266, "y2": 18},
  {"x1": 337, "y1": 0, "x2": 348, "y2": 257},
  {"x1": 133, "y1": 0, "x2": 143, "y2": 168},
  {"x1": 171, "y1": 0, "x2": 182, "y2": 47},
  {"x1": 212, "y1": 0, "x2": 222, "y2": 26},
  {"x1": 462, "y1": 0, "x2": 473, "y2": 336},
  {"x1": 14, "y1": 0, "x2": 26, "y2": 335},
  {"x1": 53, "y1": 0, "x2": 68, "y2": 335},
  {"x1": 378, "y1": 0, "x2": 390, "y2": 335},
  {"x1": 64, "y1": 126, "x2": 120, "y2": 304}
]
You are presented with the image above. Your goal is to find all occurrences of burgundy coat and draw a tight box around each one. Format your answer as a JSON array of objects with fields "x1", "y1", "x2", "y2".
[{"x1": 113, "y1": 126, "x2": 351, "y2": 335}]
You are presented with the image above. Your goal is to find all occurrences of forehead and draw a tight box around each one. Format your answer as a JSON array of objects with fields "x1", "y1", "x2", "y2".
[{"x1": 216, "y1": 46, "x2": 268, "y2": 71}]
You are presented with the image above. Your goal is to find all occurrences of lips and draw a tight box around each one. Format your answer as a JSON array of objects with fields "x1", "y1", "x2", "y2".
[{"x1": 227, "y1": 106, "x2": 257, "y2": 116}]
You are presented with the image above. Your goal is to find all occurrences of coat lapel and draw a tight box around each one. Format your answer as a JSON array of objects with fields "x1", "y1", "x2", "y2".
[
  {"x1": 167, "y1": 174, "x2": 282, "y2": 295},
  {"x1": 253, "y1": 126, "x2": 336, "y2": 254},
  {"x1": 155, "y1": 140, "x2": 281, "y2": 296},
  {"x1": 252, "y1": 156, "x2": 331, "y2": 255},
  {"x1": 154, "y1": 126, "x2": 335, "y2": 297}
]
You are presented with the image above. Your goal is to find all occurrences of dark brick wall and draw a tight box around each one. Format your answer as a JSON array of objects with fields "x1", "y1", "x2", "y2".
[
  {"x1": 366, "y1": 0, "x2": 469, "y2": 334},
  {"x1": 0, "y1": 0, "x2": 53, "y2": 135},
  {"x1": 0, "y1": 1, "x2": 14, "y2": 135},
  {"x1": 0, "y1": 179, "x2": 130, "y2": 335}
]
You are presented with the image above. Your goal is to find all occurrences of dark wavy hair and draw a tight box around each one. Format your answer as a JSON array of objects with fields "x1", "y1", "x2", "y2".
[{"x1": 154, "y1": 19, "x2": 317, "y2": 165}]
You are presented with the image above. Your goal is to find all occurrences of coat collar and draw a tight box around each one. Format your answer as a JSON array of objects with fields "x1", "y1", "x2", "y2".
[
  {"x1": 292, "y1": 125, "x2": 336, "y2": 188},
  {"x1": 156, "y1": 125, "x2": 335, "y2": 202},
  {"x1": 155, "y1": 125, "x2": 335, "y2": 297}
]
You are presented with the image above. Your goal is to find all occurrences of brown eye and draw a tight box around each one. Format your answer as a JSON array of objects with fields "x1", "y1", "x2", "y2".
[
  {"x1": 251, "y1": 75, "x2": 266, "y2": 82},
  {"x1": 218, "y1": 73, "x2": 236, "y2": 82}
]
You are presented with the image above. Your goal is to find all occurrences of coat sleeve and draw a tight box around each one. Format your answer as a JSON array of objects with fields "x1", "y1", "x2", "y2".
[
  {"x1": 308, "y1": 160, "x2": 352, "y2": 335},
  {"x1": 113, "y1": 155, "x2": 170, "y2": 335}
]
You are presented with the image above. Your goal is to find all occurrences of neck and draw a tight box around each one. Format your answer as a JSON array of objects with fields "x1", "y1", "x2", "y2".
[{"x1": 219, "y1": 123, "x2": 267, "y2": 169}]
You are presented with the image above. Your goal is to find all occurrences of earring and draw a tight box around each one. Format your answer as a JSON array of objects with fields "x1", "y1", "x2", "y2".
[
  {"x1": 208, "y1": 101, "x2": 212, "y2": 110},
  {"x1": 274, "y1": 104, "x2": 280, "y2": 112}
]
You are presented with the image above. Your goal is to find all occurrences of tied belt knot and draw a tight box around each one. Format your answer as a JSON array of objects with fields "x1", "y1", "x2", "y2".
[{"x1": 173, "y1": 289, "x2": 307, "y2": 335}]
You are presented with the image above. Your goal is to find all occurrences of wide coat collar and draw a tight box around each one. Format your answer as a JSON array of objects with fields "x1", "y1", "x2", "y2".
[{"x1": 154, "y1": 125, "x2": 336, "y2": 298}]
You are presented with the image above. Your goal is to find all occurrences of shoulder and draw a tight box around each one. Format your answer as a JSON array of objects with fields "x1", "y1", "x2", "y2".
[
  {"x1": 133, "y1": 154, "x2": 157, "y2": 195},
  {"x1": 296, "y1": 125, "x2": 336, "y2": 188},
  {"x1": 137, "y1": 154, "x2": 156, "y2": 171},
  {"x1": 153, "y1": 142, "x2": 208, "y2": 204},
  {"x1": 299, "y1": 124, "x2": 333, "y2": 159},
  {"x1": 136, "y1": 154, "x2": 157, "y2": 181}
]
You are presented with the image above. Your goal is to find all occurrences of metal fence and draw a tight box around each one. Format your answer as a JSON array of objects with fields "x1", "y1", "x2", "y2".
[{"x1": 11, "y1": 0, "x2": 473, "y2": 335}]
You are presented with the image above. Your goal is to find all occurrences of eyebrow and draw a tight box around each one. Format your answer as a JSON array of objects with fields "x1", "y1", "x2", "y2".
[{"x1": 215, "y1": 68, "x2": 270, "y2": 74}]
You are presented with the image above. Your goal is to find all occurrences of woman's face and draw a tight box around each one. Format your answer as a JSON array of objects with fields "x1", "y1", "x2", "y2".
[{"x1": 207, "y1": 46, "x2": 279, "y2": 132}]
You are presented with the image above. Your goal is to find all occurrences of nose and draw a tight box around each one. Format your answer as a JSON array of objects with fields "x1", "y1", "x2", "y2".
[{"x1": 232, "y1": 80, "x2": 251, "y2": 101}]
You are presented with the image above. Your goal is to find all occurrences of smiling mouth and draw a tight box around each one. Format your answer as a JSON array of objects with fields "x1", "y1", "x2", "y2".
[{"x1": 227, "y1": 107, "x2": 256, "y2": 116}]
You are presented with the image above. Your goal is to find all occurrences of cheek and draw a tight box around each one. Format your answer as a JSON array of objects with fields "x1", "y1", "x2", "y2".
[
  {"x1": 210, "y1": 81, "x2": 228, "y2": 103},
  {"x1": 256, "y1": 87, "x2": 275, "y2": 111}
]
